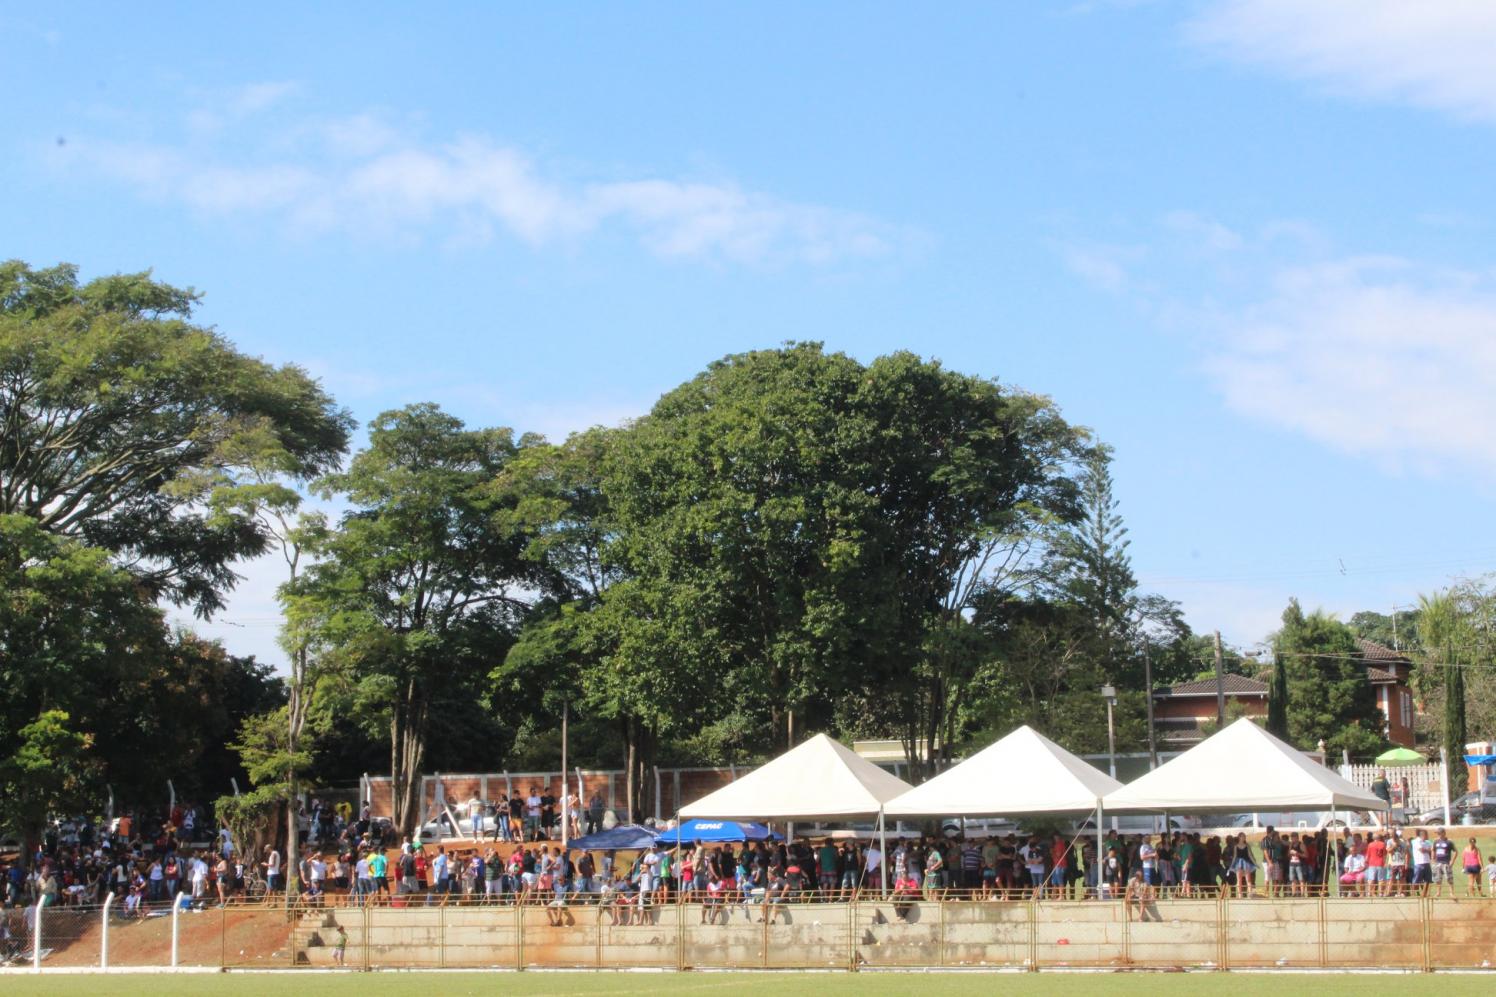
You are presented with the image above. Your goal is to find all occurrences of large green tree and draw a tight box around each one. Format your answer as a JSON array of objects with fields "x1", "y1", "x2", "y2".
[
  {"x1": 294, "y1": 404, "x2": 543, "y2": 834},
  {"x1": 1273, "y1": 599, "x2": 1385, "y2": 757},
  {"x1": 1418, "y1": 591, "x2": 1471, "y2": 795},
  {"x1": 0, "y1": 514, "x2": 283, "y2": 812},
  {"x1": 0, "y1": 710, "x2": 99, "y2": 854},
  {"x1": 599, "y1": 344, "x2": 1090, "y2": 778},
  {"x1": 0, "y1": 260, "x2": 353, "y2": 615}
]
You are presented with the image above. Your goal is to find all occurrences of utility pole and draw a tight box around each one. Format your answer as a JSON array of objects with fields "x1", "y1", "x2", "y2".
[
  {"x1": 1213, "y1": 630, "x2": 1226, "y2": 727},
  {"x1": 560, "y1": 701, "x2": 569, "y2": 851},
  {"x1": 1142, "y1": 633, "x2": 1158, "y2": 768}
]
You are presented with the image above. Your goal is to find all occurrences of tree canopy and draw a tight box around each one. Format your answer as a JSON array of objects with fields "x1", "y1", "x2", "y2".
[{"x1": 0, "y1": 260, "x2": 353, "y2": 614}]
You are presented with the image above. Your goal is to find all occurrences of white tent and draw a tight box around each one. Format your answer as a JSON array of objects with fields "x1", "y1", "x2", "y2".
[
  {"x1": 679, "y1": 732, "x2": 913, "y2": 822},
  {"x1": 1103, "y1": 717, "x2": 1389, "y2": 813},
  {"x1": 884, "y1": 725, "x2": 1121, "y2": 817}
]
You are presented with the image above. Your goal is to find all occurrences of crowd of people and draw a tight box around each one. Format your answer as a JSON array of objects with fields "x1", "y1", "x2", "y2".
[
  {"x1": 7, "y1": 804, "x2": 1496, "y2": 926},
  {"x1": 0, "y1": 805, "x2": 233, "y2": 915}
]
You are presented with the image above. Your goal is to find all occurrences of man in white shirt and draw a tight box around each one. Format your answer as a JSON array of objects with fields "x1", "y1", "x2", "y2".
[
  {"x1": 526, "y1": 789, "x2": 542, "y2": 840},
  {"x1": 467, "y1": 795, "x2": 485, "y2": 838},
  {"x1": 264, "y1": 846, "x2": 282, "y2": 893},
  {"x1": 639, "y1": 845, "x2": 661, "y2": 900},
  {"x1": 1138, "y1": 838, "x2": 1158, "y2": 899},
  {"x1": 354, "y1": 855, "x2": 372, "y2": 904},
  {"x1": 190, "y1": 854, "x2": 209, "y2": 899},
  {"x1": 1410, "y1": 829, "x2": 1432, "y2": 894}
]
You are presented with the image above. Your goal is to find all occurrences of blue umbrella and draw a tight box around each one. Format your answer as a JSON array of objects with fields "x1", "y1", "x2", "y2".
[
  {"x1": 568, "y1": 824, "x2": 658, "y2": 851},
  {"x1": 654, "y1": 819, "x2": 778, "y2": 846}
]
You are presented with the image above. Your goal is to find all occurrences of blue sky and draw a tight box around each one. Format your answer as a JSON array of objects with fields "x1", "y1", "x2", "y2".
[{"x1": 6, "y1": 1, "x2": 1496, "y2": 668}]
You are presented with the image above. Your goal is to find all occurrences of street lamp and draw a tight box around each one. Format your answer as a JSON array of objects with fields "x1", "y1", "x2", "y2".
[{"x1": 1101, "y1": 685, "x2": 1118, "y2": 780}]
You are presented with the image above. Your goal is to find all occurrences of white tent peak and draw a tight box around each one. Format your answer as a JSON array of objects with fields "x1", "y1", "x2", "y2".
[
  {"x1": 679, "y1": 731, "x2": 913, "y2": 822},
  {"x1": 1104, "y1": 717, "x2": 1388, "y2": 813},
  {"x1": 884, "y1": 724, "x2": 1121, "y2": 817}
]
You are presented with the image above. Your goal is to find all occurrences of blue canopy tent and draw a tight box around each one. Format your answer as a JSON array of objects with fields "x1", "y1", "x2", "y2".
[
  {"x1": 655, "y1": 819, "x2": 777, "y2": 847},
  {"x1": 568, "y1": 824, "x2": 658, "y2": 851},
  {"x1": 1464, "y1": 754, "x2": 1496, "y2": 766}
]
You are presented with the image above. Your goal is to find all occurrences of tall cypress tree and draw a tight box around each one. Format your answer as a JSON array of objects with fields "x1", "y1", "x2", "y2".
[
  {"x1": 1443, "y1": 641, "x2": 1467, "y2": 796},
  {"x1": 1267, "y1": 651, "x2": 1289, "y2": 739}
]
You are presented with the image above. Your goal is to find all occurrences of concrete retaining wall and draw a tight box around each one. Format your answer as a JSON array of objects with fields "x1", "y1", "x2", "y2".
[{"x1": 290, "y1": 897, "x2": 1496, "y2": 971}]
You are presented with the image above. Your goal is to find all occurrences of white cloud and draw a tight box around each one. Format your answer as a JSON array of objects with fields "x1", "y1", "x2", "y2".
[
  {"x1": 1205, "y1": 256, "x2": 1496, "y2": 474},
  {"x1": 1189, "y1": 0, "x2": 1496, "y2": 121},
  {"x1": 1058, "y1": 211, "x2": 1496, "y2": 478},
  {"x1": 1163, "y1": 210, "x2": 1243, "y2": 252},
  {"x1": 1058, "y1": 241, "x2": 1143, "y2": 291},
  {"x1": 232, "y1": 81, "x2": 298, "y2": 114},
  {"x1": 50, "y1": 115, "x2": 901, "y2": 267}
]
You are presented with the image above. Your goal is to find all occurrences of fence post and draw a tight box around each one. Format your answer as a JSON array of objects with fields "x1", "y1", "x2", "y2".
[
  {"x1": 676, "y1": 900, "x2": 685, "y2": 970},
  {"x1": 847, "y1": 898, "x2": 856, "y2": 971},
  {"x1": 439, "y1": 901, "x2": 447, "y2": 969},
  {"x1": 1220, "y1": 894, "x2": 1229, "y2": 971},
  {"x1": 220, "y1": 902, "x2": 226, "y2": 969},
  {"x1": 516, "y1": 900, "x2": 525, "y2": 971},
  {"x1": 1318, "y1": 896, "x2": 1327, "y2": 968},
  {"x1": 1027, "y1": 898, "x2": 1038, "y2": 972},
  {"x1": 938, "y1": 899, "x2": 946, "y2": 966},
  {"x1": 1120, "y1": 894, "x2": 1130, "y2": 966},
  {"x1": 362, "y1": 901, "x2": 371, "y2": 972},
  {"x1": 171, "y1": 891, "x2": 185, "y2": 967},
  {"x1": 761, "y1": 897, "x2": 769, "y2": 969},
  {"x1": 32, "y1": 900, "x2": 43, "y2": 972},
  {"x1": 1421, "y1": 896, "x2": 1432, "y2": 972},
  {"x1": 101, "y1": 892, "x2": 115, "y2": 970}
]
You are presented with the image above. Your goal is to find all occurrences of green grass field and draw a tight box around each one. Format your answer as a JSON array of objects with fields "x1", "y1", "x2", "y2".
[{"x1": 4, "y1": 973, "x2": 1496, "y2": 996}]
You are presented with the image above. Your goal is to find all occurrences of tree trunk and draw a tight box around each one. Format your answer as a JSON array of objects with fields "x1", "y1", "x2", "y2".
[
  {"x1": 284, "y1": 660, "x2": 305, "y2": 904},
  {"x1": 624, "y1": 719, "x2": 637, "y2": 825},
  {"x1": 391, "y1": 681, "x2": 429, "y2": 838}
]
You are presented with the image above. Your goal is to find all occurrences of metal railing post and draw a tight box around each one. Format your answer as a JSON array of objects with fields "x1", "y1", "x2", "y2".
[
  {"x1": 362, "y1": 902, "x2": 371, "y2": 972},
  {"x1": 1028, "y1": 898, "x2": 1038, "y2": 972},
  {"x1": 516, "y1": 899, "x2": 525, "y2": 970},
  {"x1": 761, "y1": 897, "x2": 769, "y2": 968},
  {"x1": 847, "y1": 898, "x2": 856, "y2": 971},
  {"x1": 101, "y1": 892, "x2": 115, "y2": 970},
  {"x1": 171, "y1": 891, "x2": 185, "y2": 967},
  {"x1": 1421, "y1": 896, "x2": 1432, "y2": 972},
  {"x1": 938, "y1": 899, "x2": 946, "y2": 966},
  {"x1": 32, "y1": 900, "x2": 43, "y2": 972},
  {"x1": 1219, "y1": 894, "x2": 1229, "y2": 971},
  {"x1": 439, "y1": 902, "x2": 447, "y2": 969},
  {"x1": 1318, "y1": 896, "x2": 1327, "y2": 968}
]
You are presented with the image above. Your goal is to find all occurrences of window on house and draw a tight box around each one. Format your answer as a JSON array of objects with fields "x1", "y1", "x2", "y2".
[{"x1": 1400, "y1": 691, "x2": 1411, "y2": 730}]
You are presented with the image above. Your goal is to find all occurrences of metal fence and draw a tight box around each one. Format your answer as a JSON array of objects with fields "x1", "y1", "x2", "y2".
[{"x1": 11, "y1": 895, "x2": 1496, "y2": 972}]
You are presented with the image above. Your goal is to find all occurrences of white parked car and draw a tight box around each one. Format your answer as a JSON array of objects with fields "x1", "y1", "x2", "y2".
[{"x1": 1229, "y1": 810, "x2": 1373, "y2": 830}]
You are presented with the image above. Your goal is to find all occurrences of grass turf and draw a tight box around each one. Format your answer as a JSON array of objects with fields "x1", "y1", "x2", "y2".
[{"x1": 4, "y1": 973, "x2": 1496, "y2": 996}]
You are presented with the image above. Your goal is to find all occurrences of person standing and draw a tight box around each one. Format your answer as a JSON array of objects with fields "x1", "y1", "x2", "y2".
[
  {"x1": 263, "y1": 845, "x2": 282, "y2": 894},
  {"x1": 368, "y1": 849, "x2": 389, "y2": 901},
  {"x1": 1462, "y1": 837, "x2": 1484, "y2": 897},
  {"x1": 1410, "y1": 829, "x2": 1432, "y2": 896},
  {"x1": 525, "y1": 788, "x2": 542, "y2": 841},
  {"x1": 1430, "y1": 829, "x2": 1455, "y2": 899},
  {"x1": 586, "y1": 792, "x2": 605, "y2": 836},
  {"x1": 1361, "y1": 833, "x2": 1386, "y2": 896}
]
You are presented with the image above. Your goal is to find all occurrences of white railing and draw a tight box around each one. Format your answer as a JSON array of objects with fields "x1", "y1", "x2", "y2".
[{"x1": 1339, "y1": 761, "x2": 1444, "y2": 813}]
